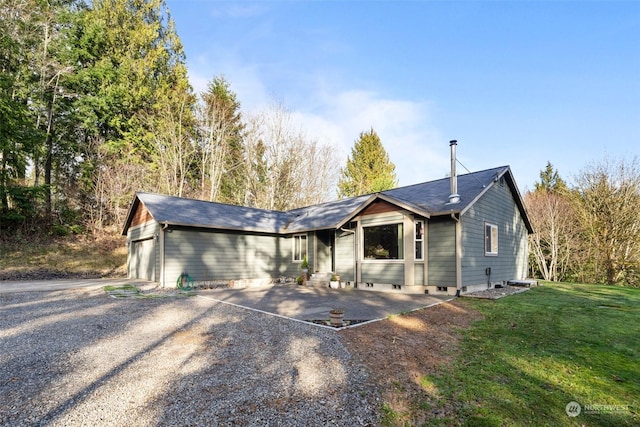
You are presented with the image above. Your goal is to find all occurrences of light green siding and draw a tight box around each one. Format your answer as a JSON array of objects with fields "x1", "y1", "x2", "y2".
[
  {"x1": 427, "y1": 217, "x2": 457, "y2": 286},
  {"x1": 280, "y1": 234, "x2": 302, "y2": 278},
  {"x1": 335, "y1": 231, "x2": 355, "y2": 281},
  {"x1": 127, "y1": 221, "x2": 159, "y2": 241},
  {"x1": 163, "y1": 228, "x2": 289, "y2": 285},
  {"x1": 460, "y1": 181, "x2": 529, "y2": 286},
  {"x1": 361, "y1": 262, "x2": 404, "y2": 284}
]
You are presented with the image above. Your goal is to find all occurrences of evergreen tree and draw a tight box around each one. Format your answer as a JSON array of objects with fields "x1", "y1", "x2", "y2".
[
  {"x1": 197, "y1": 76, "x2": 244, "y2": 203},
  {"x1": 65, "y1": 0, "x2": 195, "y2": 226},
  {"x1": 337, "y1": 128, "x2": 397, "y2": 198},
  {"x1": 534, "y1": 161, "x2": 567, "y2": 193}
]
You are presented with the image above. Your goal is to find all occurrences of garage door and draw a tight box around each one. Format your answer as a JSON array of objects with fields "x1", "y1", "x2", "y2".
[{"x1": 131, "y1": 238, "x2": 155, "y2": 281}]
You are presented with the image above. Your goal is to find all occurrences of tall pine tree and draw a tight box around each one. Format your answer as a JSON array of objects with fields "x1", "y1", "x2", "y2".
[
  {"x1": 534, "y1": 161, "x2": 567, "y2": 194},
  {"x1": 337, "y1": 128, "x2": 397, "y2": 198},
  {"x1": 197, "y1": 76, "x2": 244, "y2": 203}
]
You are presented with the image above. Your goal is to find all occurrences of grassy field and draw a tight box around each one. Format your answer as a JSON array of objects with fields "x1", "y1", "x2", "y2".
[{"x1": 426, "y1": 282, "x2": 639, "y2": 426}]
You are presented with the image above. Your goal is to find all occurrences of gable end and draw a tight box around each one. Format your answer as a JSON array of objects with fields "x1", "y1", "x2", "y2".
[
  {"x1": 130, "y1": 202, "x2": 154, "y2": 228},
  {"x1": 360, "y1": 200, "x2": 401, "y2": 216}
]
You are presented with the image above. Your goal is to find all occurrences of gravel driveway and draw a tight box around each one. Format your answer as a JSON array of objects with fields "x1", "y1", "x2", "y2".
[{"x1": 0, "y1": 287, "x2": 380, "y2": 426}]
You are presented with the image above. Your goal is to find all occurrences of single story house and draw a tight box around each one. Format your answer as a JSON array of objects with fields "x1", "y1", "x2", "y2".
[{"x1": 122, "y1": 144, "x2": 533, "y2": 295}]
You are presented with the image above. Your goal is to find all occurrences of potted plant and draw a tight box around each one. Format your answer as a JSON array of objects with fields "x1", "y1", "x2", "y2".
[
  {"x1": 300, "y1": 255, "x2": 309, "y2": 273},
  {"x1": 329, "y1": 274, "x2": 340, "y2": 289},
  {"x1": 329, "y1": 308, "x2": 344, "y2": 326},
  {"x1": 299, "y1": 255, "x2": 310, "y2": 285},
  {"x1": 296, "y1": 276, "x2": 303, "y2": 285}
]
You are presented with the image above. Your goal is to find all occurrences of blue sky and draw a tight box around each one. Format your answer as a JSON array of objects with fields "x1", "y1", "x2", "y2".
[{"x1": 166, "y1": 0, "x2": 639, "y2": 193}]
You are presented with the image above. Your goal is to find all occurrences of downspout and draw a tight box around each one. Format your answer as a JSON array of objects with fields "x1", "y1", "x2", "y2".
[
  {"x1": 161, "y1": 223, "x2": 169, "y2": 287},
  {"x1": 451, "y1": 213, "x2": 462, "y2": 296}
]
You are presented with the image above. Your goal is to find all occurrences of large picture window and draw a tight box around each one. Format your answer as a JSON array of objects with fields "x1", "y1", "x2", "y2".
[
  {"x1": 415, "y1": 220, "x2": 424, "y2": 260},
  {"x1": 364, "y1": 223, "x2": 403, "y2": 259},
  {"x1": 293, "y1": 234, "x2": 307, "y2": 261},
  {"x1": 485, "y1": 223, "x2": 498, "y2": 255}
]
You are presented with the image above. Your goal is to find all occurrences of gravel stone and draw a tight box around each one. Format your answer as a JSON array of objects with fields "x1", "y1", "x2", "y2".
[{"x1": 0, "y1": 288, "x2": 381, "y2": 426}]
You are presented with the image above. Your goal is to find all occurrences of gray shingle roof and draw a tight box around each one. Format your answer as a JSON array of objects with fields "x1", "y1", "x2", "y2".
[
  {"x1": 130, "y1": 193, "x2": 290, "y2": 234},
  {"x1": 283, "y1": 195, "x2": 371, "y2": 232},
  {"x1": 382, "y1": 165, "x2": 508, "y2": 215},
  {"x1": 123, "y1": 165, "x2": 532, "y2": 235}
]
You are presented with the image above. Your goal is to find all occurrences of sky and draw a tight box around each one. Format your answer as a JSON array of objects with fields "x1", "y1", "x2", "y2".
[{"x1": 165, "y1": 0, "x2": 639, "y2": 193}]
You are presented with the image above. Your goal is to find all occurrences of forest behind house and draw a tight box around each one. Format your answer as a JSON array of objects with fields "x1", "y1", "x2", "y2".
[{"x1": 1, "y1": 0, "x2": 639, "y2": 287}]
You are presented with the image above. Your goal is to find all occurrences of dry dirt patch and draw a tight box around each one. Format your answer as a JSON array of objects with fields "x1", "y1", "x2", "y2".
[{"x1": 340, "y1": 300, "x2": 483, "y2": 425}]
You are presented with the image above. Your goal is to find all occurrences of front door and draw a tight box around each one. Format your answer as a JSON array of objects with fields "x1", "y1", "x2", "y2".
[{"x1": 315, "y1": 230, "x2": 334, "y2": 272}]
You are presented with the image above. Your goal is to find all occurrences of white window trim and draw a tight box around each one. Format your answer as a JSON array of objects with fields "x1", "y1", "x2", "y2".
[
  {"x1": 485, "y1": 222, "x2": 499, "y2": 256},
  {"x1": 292, "y1": 234, "x2": 307, "y2": 262},
  {"x1": 415, "y1": 220, "x2": 424, "y2": 261}
]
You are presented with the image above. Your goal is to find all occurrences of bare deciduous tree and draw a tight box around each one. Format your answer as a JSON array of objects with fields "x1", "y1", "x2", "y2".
[
  {"x1": 146, "y1": 95, "x2": 196, "y2": 198},
  {"x1": 573, "y1": 156, "x2": 640, "y2": 286},
  {"x1": 243, "y1": 103, "x2": 339, "y2": 211},
  {"x1": 525, "y1": 189, "x2": 577, "y2": 281}
]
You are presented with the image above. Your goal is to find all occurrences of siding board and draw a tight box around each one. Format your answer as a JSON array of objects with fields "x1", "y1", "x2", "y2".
[
  {"x1": 428, "y1": 218, "x2": 457, "y2": 286},
  {"x1": 163, "y1": 229, "x2": 281, "y2": 284},
  {"x1": 361, "y1": 262, "x2": 404, "y2": 284},
  {"x1": 335, "y1": 231, "x2": 355, "y2": 281},
  {"x1": 461, "y1": 182, "x2": 529, "y2": 286}
]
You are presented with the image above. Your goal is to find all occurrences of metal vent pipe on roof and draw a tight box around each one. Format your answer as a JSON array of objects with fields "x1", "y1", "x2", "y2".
[{"x1": 448, "y1": 140, "x2": 460, "y2": 204}]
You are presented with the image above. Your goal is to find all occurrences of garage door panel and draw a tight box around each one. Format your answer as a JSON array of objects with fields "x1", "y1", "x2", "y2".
[{"x1": 132, "y1": 238, "x2": 155, "y2": 281}]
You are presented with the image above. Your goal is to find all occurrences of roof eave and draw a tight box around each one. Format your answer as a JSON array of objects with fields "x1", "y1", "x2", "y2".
[
  {"x1": 159, "y1": 221, "x2": 281, "y2": 235},
  {"x1": 457, "y1": 167, "x2": 534, "y2": 234},
  {"x1": 121, "y1": 194, "x2": 142, "y2": 236}
]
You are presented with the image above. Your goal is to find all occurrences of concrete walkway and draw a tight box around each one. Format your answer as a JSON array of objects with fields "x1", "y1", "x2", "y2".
[
  {"x1": 196, "y1": 284, "x2": 452, "y2": 323},
  {"x1": 0, "y1": 278, "x2": 452, "y2": 324}
]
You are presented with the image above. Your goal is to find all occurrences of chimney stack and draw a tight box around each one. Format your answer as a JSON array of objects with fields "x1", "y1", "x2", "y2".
[{"x1": 448, "y1": 140, "x2": 460, "y2": 204}]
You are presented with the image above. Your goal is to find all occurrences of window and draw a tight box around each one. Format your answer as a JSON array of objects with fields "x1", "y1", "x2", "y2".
[
  {"x1": 293, "y1": 234, "x2": 307, "y2": 261},
  {"x1": 485, "y1": 223, "x2": 498, "y2": 255},
  {"x1": 363, "y1": 223, "x2": 403, "y2": 259},
  {"x1": 415, "y1": 220, "x2": 424, "y2": 260}
]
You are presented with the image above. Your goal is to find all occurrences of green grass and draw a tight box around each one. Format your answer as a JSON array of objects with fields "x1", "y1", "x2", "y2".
[
  {"x1": 428, "y1": 282, "x2": 639, "y2": 426},
  {"x1": 103, "y1": 284, "x2": 196, "y2": 298}
]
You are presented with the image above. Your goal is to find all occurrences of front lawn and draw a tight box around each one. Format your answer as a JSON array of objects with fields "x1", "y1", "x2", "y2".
[{"x1": 431, "y1": 282, "x2": 639, "y2": 426}]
